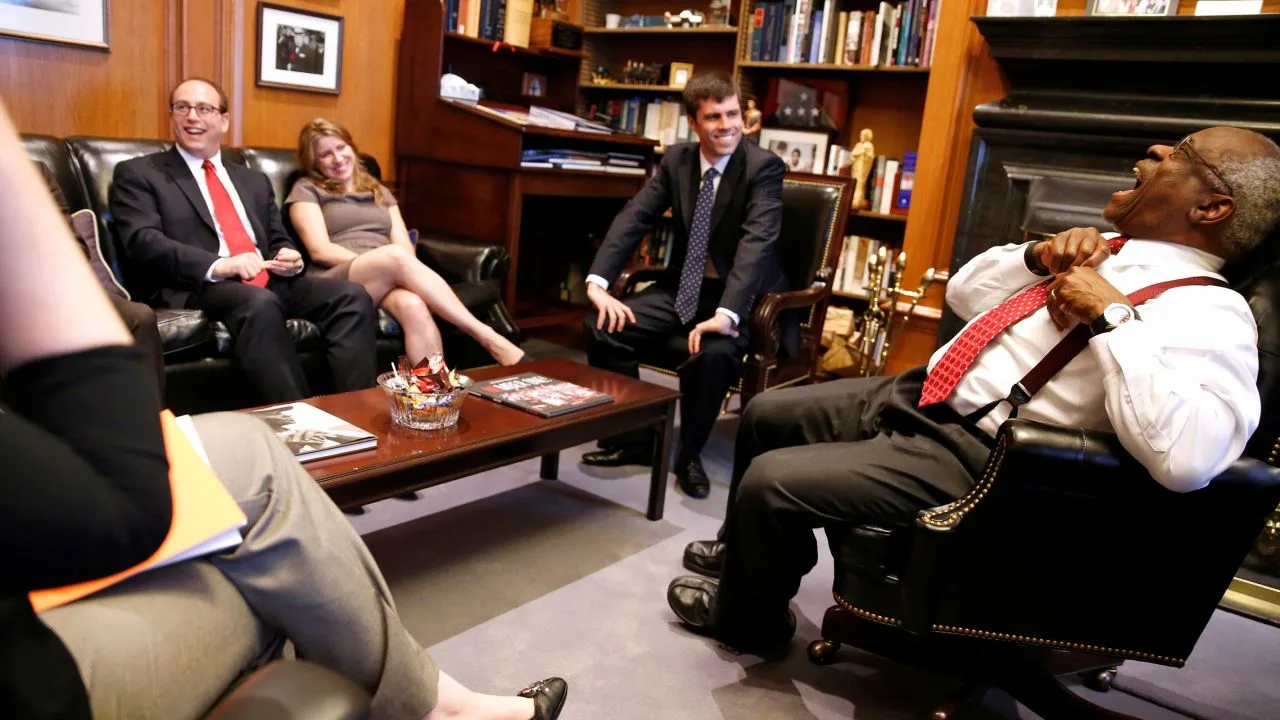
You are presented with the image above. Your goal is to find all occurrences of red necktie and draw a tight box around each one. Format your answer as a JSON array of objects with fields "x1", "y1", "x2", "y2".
[
  {"x1": 202, "y1": 159, "x2": 266, "y2": 287},
  {"x1": 918, "y1": 237, "x2": 1127, "y2": 407}
]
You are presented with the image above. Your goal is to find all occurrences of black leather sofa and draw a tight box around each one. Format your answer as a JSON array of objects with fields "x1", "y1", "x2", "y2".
[{"x1": 23, "y1": 134, "x2": 520, "y2": 415}]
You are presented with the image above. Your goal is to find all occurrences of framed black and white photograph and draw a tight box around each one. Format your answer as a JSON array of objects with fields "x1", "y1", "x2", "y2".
[
  {"x1": 759, "y1": 128, "x2": 829, "y2": 175},
  {"x1": 1086, "y1": 0, "x2": 1179, "y2": 15},
  {"x1": 0, "y1": 0, "x2": 109, "y2": 50},
  {"x1": 256, "y1": 3, "x2": 344, "y2": 95}
]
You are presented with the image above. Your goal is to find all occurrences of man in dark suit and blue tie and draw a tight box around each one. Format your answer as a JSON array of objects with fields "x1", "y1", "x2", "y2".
[
  {"x1": 580, "y1": 71, "x2": 788, "y2": 499},
  {"x1": 110, "y1": 77, "x2": 377, "y2": 403}
]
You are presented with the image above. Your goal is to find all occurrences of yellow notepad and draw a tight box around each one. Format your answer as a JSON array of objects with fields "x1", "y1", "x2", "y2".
[{"x1": 30, "y1": 410, "x2": 247, "y2": 613}]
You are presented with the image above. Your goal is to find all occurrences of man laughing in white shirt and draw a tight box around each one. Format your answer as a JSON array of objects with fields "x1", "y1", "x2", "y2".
[{"x1": 667, "y1": 126, "x2": 1280, "y2": 653}]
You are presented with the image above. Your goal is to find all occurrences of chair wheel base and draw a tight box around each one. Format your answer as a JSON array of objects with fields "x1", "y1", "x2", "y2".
[
  {"x1": 807, "y1": 639, "x2": 841, "y2": 665},
  {"x1": 1082, "y1": 666, "x2": 1118, "y2": 692}
]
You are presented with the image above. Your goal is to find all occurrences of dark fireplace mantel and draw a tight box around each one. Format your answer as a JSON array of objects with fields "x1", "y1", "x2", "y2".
[{"x1": 942, "y1": 15, "x2": 1280, "y2": 341}]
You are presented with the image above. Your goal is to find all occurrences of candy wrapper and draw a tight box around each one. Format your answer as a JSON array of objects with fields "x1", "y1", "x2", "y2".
[{"x1": 394, "y1": 353, "x2": 462, "y2": 394}]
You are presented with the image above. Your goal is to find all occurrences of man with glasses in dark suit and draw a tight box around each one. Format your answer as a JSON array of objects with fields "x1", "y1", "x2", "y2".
[{"x1": 110, "y1": 77, "x2": 377, "y2": 403}]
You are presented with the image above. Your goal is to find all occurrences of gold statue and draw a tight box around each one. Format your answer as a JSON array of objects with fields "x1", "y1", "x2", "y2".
[
  {"x1": 743, "y1": 98, "x2": 763, "y2": 144},
  {"x1": 850, "y1": 128, "x2": 875, "y2": 210}
]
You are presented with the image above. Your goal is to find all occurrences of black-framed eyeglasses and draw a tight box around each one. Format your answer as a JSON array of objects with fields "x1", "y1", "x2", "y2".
[
  {"x1": 1173, "y1": 136, "x2": 1233, "y2": 196},
  {"x1": 170, "y1": 102, "x2": 223, "y2": 118}
]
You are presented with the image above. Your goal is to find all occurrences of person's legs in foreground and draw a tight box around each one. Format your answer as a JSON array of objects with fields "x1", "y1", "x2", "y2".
[
  {"x1": 671, "y1": 370, "x2": 989, "y2": 649},
  {"x1": 43, "y1": 413, "x2": 564, "y2": 720},
  {"x1": 348, "y1": 244, "x2": 524, "y2": 366}
]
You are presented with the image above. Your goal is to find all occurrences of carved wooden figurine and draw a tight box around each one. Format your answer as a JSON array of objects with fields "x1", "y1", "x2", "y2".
[{"x1": 850, "y1": 128, "x2": 875, "y2": 210}]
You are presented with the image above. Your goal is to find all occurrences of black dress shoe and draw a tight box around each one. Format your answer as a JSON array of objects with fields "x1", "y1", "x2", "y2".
[
  {"x1": 667, "y1": 575, "x2": 797, "y2": 654},
  {"x1": 675, "y1": 458, "x2": 710, "y2": 499},
  {"x1": 518, "y1": 677, "x2": 568, "y2": 720},
  {"x1": 682, "y1": 540, "x2": 725, "y2": 578},
  {"x1": 581, "y1": 445, "x2": 652, "y2": 467}
]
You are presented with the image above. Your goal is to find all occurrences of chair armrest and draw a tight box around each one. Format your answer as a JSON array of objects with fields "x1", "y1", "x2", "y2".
[
  {"x1": 900, "y1": 419, "x2": 1280, "y2": 663},
  {"x1": 612, "y1": 265, "x2": 666, "y2": 298},
  {"x1": 750, "y1": 283, "x2": 827, "y2": 360},
  {"x1": 414, "y1": 233, "x2": 509, "y2": 285},
  {"x1": 204, "y1": 661, "x2": 370, "y2": 720}
]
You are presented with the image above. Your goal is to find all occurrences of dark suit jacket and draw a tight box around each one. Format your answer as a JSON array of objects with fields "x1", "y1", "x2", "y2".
[
  {"x1": 111, "y1": 148, "x2": 295, "y2": 309},
  {"x1": 588, "y1": 140, "x2": 788, "y2": 322}
]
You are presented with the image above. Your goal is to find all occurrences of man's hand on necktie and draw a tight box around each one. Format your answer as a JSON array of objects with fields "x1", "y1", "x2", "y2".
[
  {"x1": 211, "y1": 252, "x2": 265, "y2": 281},
  {"x1": 265, "y1": 247, "x2": 304, "y2": 276},
  {"x1": 688, "y1": 312, "x2": 738, "y2": 355},
  {"x1": 1045, "y1": 266, "x2": 1131, "y2": 331},
  {"x1": 587, "y1": 282, "x2": 636, "y2": 333},
  {"x1": 1032, "y1": 227, "x2": 1112, "y2": 274}
]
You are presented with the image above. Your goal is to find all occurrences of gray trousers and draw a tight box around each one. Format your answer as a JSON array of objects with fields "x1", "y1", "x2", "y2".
[{"x1": 40, "y1": 413, "x2": 438, "y2": 720}]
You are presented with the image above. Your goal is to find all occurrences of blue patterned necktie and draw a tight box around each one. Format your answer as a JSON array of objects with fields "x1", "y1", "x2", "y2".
[{"x1": 675, "y1": 167, "x2": 719, "y2": 324}]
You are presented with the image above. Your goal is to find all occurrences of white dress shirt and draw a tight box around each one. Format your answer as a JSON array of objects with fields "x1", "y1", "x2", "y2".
[
  {"x1": 934, "y1": 235, "x2": 1259, "y2": 492},
  {"x1": 586, "y1": 150, "x2": 740, "y2": 326},
  {"x1": 174, "y1": 145, "x2": 261, "y2": 282}
]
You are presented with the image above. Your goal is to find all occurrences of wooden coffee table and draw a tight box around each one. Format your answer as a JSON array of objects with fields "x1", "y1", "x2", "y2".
[{"x1": 298, "y1": 359, "x2": 680, "y2": 520}]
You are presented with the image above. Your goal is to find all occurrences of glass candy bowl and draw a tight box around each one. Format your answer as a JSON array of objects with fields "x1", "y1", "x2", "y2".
[{"x1": 377, "y1": 371, "x2": 471, "y2": 430}]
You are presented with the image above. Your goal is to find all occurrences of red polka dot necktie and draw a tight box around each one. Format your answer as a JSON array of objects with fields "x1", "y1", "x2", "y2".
[
  {"x1": 202, "y1": 159, "x2": 267, "y2": 287},
  {"x1": 675, "y1": 167, "x2": 718, "y2": 325},
  {"x1": 918, "y1": 236, "x2": 1127, "y2": 408}
]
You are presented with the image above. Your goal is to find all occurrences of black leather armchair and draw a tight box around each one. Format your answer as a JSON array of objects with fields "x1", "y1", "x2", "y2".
[
  {"x1": 613, "y1": 175, "x2": 851, "y2": 409},
  {"x1": 23, "y1": 134, "x2": 518, "y2": 414},
  {"x1": 808, "y1": 237, "x2": 1280, "y2": 719}
]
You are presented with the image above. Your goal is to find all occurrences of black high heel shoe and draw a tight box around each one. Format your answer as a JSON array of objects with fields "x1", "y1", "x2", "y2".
[{"x1": 518, "y1": 677, "x2": 567, "y2": 720}]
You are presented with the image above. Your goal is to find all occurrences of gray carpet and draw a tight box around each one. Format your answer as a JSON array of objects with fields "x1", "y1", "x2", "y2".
[{"x1": 345, "y1": 350, "x2": 1280, "y2": 719}]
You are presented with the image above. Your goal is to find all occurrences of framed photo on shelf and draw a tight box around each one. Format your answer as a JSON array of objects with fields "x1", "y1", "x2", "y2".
[
  {"x1": 759, "y1": 128, "x2": 829, "y2": 175},
  {"x1": 668, "y1": 62, "x2": 695, "y2": 89},
  {"x1": 0, "y1": 0, "x2": 109, "y2": 50},
  {"x1": 1085, "y1": 0, "x2": 1179, "y2": 15},
  {"x1": 256, "y1": 2, "x2": 344, "y2": 95},
  {"x1": 521, "y1": 72, "x2": 547, "y2": 98}
]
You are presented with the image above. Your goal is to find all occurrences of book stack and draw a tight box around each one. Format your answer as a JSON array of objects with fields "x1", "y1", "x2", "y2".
[
  {"x1": 832, "y1": 235, "x2": 895, "y2": 296},
  {"x1": 521, "y1": 149, "x2": 647, "y2": 175},
  {"x1": 860, "y1": 151, "x2": 915, "y2": 215},
  {"x1": 746, "y1": 0, "x2": 942, "y2": 68}
]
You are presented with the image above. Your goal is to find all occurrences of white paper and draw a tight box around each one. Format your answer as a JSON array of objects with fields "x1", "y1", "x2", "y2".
[{"x1": 1194, "y1": 0, "x2": 1262, "y2": 14}]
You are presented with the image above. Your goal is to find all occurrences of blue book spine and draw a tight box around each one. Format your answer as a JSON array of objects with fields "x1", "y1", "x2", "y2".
[{"x1": 894, "y1": 151, "x2": 917, "y2": 211}]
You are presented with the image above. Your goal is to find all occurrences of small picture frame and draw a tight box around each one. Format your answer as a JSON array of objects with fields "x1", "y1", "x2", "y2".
[
  {"x1": 1085, "y1": 0, "x2": 1179, "y2": 15},
  {"x1": 256, "y1": 2, "x2": 344, "y2": 95},
  {"x1": 521, "y1": 72, "x2": 548, "y2": 97},
  {"x1": 668, "y1": 62, "x2": 695, "y2": 89},
  {"x1": 758, "y1": 128, "x2": 830, "y2": 175}
]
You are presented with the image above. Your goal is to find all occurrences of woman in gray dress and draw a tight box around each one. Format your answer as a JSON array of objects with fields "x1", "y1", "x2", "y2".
[{"x1": 288, "y1": 118, "x2": 526, "y2": 366}]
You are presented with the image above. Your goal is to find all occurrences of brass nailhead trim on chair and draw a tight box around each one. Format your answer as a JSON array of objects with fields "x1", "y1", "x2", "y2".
[
  {"x1": 919, "y1": 440, "x2": 1008, "y2": 528},
  {"x1": 1268, "y1": 434, "x2": 1279, "y2": 465},
  {"x1": 833, "y1": 592, "x2": 903, "y2": 626},
  {"x1": 931, "y1": 624, "x2": 1186, "y2": 667}
]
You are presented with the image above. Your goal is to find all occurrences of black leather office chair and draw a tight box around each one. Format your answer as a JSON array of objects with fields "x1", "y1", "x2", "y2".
[
  {"x1": 807, "y1": 232, "x2": 1280, "y2": 719},
  {"x1": 612, "y1": 175, "x2": 851, "y2": 408}
]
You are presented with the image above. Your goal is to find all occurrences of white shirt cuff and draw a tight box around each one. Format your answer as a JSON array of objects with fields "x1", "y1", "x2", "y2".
[
  {"x1": 585, "y1": 274, "x2": 610, "y2": 290},
  {"x1": 716, "y1": 307, "x2": 739, "y2": 326},
  {"x1": 204, "y1": 259, "x2": 223, "y2": 283}
]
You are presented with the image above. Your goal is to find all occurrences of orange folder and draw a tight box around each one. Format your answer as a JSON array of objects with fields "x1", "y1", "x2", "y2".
[{"x1": 30, "y1": 410, "x2": 248, "y2": 613}]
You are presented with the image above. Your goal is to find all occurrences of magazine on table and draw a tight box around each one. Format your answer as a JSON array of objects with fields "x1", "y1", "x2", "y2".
[
  {"x1": 469, "y1": 372, "x2": 614, "y2": 417},
  {"x1": 246, "y1": 402, "x2": 378, "y2": 462}
]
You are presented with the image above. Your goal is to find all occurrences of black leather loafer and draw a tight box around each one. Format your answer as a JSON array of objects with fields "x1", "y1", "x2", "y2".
[
  {"x1": 581, "y1": 445, "x2": 652, "y2": 467},
  {"x1": 518, "y1": 677, "x2": 567, "y2": 720},
  {"x1": 682, "y1": 540, "x2": 725, "y2": 578},
  {"x1": 667, "y1": 576, "x2": 797, "y2": 655},
  {"x1": 675, "y1": 458, "x2": 711, "y2": 499}
]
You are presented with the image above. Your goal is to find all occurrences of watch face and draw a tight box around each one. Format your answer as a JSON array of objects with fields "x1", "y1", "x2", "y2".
[{"x1": 1103, "y1": 304, "x2": 1134, "y2": 325}]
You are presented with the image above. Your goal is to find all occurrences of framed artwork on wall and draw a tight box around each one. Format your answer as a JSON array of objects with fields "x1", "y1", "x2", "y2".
[
  {"x1": 1085, "y1": 0, "x2": 1179, "y2": 15},
  {"x1": 759, "y1": 128, "x2": 830, "y2": 175},
  {"x1": 256, "y1": 2, "x2": 344, "y2": 95},
  {"x1": 0, "y1": 0, "x2": 109, "y2": 50}
]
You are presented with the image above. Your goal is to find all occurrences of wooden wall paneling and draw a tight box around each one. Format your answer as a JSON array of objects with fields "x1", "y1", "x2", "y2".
[
  {"x1": 241, "y1": 0, "x2": 406, "y2": 178},
  {"x1": 0, "y1": 2, "x2": 170, "y2": 138}
]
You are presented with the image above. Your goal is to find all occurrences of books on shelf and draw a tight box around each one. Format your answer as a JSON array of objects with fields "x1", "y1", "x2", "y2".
[
  {"x1": 470, "y1": 372, "x2": 614, "y2": 417},
  {"x1": 246, "y1": 402, "x2": 378, "y2": 462},
  {"x1": 833, "y1": 235, "x2": 895, "y2": 296},
  {"x1": 587, "y1": 99, "x2": 695, "y2": 148},
  {"x1": 746, "y1": 0, "x2": 941, "y2": 68},
  {"x1": 29, "y1": 411, "x2": 248, "y2": 613}
]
